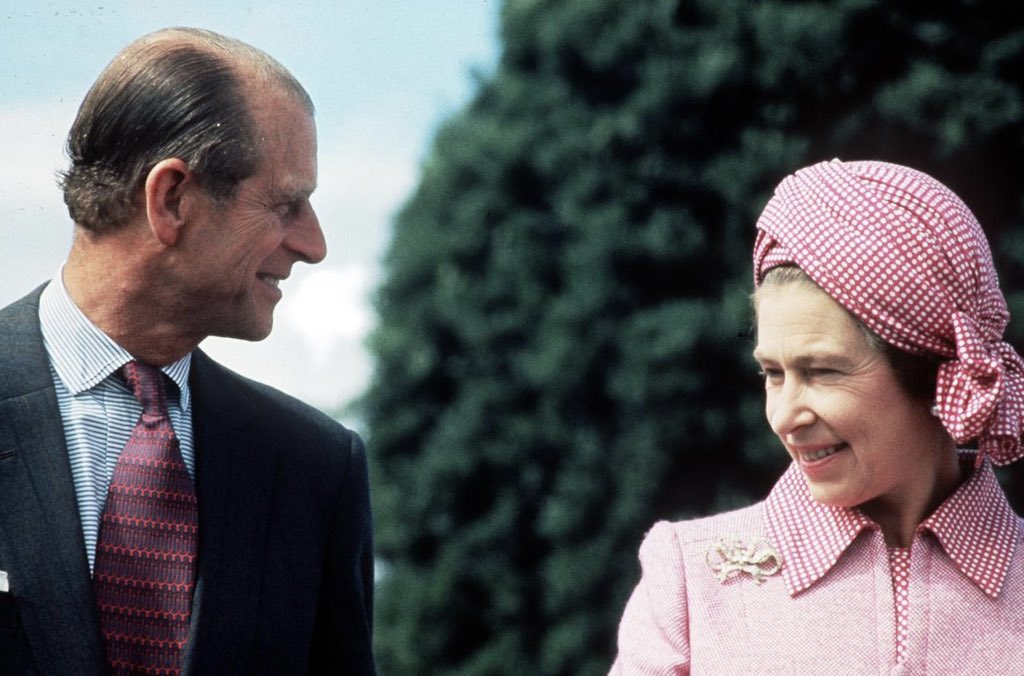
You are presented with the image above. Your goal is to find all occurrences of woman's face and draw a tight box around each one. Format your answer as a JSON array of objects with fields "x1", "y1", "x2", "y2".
[{"x1": 753, "y1": 281, "x2": 952, "y2": 518}]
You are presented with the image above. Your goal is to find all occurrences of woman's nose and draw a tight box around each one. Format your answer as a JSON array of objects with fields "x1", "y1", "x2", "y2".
[{"x1": 767, "y1": 381, "x2": 815, "y2": 437}]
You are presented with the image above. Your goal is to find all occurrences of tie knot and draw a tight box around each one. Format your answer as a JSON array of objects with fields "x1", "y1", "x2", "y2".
[{"x1": 120, "y1": 360, "x2": 169, "y2": 416}]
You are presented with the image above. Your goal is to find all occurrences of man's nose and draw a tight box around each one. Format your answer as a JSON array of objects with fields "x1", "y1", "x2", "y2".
[{"x1": 287, "y1": 203, "x2": 327, "y2": 264}]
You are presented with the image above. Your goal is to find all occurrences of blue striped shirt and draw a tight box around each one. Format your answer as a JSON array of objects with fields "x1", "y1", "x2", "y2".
[{"x1": 38, "y1": 272, "x2": 194, "y2": 574}]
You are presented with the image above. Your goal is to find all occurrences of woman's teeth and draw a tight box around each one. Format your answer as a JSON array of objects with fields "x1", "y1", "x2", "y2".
[{"x1": 804, "y1": 445, "x2": 842, "y2": 461}]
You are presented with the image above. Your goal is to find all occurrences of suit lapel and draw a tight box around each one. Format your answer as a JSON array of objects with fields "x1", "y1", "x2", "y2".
[
  {"x1": 0, "y1": 288, "x2": 106, "y2": 675},
  {"x1": 183, "y1": 350, "x2": 279, "y2": 675}
]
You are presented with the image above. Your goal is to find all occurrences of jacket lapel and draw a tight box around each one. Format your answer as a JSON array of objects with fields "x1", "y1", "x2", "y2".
[
  {"x1": 0, "y1": 288, "x2": 106, "y2": 675},
  {"x1": 183, "y1": 350, "x2": 278, "y2": 675}
]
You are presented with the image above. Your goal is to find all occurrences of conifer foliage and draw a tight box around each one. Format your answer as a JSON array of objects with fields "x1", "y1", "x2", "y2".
[{"x1": 360, "y1": 2, "x2": 1024, "y2": 673}]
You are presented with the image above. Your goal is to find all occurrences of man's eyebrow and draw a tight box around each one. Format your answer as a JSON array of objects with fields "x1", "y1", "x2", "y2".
[
  {"x1": 274, "y1": 188, "x2": 314, "y2": 202},
  {"x1": 272, "y1": 180, "x2": 317, "y2": 200}
]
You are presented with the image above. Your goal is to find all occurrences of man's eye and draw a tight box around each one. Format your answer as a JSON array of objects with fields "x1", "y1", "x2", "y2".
[{"x1": 274, "y1": 201, "x2": 300, "y2": 218}]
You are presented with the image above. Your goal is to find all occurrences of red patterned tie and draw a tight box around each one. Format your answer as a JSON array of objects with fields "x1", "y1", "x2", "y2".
[{"x1": 94, "y1": 361, "x2": 198, "y2": 675}]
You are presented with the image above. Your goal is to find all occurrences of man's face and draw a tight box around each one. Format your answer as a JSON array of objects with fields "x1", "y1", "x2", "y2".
[{"x1": 183, "y1": 88, "x2": 324, "y2": 341}]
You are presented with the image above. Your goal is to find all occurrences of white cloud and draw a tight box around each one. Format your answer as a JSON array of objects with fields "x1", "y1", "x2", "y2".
[
  {"x1": 200, "y1": 262, "x2": 379, "y2": 415},
  {"x1": 284, "y1": 264, "x2": 376, "y2": 360}
]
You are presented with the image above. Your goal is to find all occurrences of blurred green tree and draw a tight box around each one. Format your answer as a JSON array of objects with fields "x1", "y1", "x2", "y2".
[{"x1": 358, "y1": 1, "x2": 1024, "y2": 673}]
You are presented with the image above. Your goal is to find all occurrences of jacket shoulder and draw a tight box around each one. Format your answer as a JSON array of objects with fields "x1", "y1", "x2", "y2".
[
  {"x1": 189, "y1": 349, "x2": 365, "y2": 473},
  {"x1": 657, "y1": 502, "x2": 767, "y2": 549},
  {"x1": 0, "y1": 285, "x2": 52, "y2": 398},
  {"x1": 192, "y1": 350, "x2": 350, "y2": 431}
]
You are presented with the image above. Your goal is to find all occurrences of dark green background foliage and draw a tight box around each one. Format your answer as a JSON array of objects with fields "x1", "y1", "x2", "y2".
[{"x1": 358, "y1": 1, "x2": 1024, "y2": 673}]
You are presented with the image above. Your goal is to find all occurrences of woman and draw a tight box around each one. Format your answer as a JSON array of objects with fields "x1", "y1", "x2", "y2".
[{"x1": 610, "y1": 159, "x2": 1024, "y2": 674}]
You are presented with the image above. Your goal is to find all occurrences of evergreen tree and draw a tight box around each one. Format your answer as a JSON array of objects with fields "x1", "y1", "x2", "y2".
[{"x1": 359, "y1": 1, "x2": 1024, "y2": 673}]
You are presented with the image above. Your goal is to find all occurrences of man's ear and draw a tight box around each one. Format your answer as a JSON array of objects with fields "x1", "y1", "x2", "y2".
[{"x1": 144, "y1": 158, "x2": 194, "y2": 247}]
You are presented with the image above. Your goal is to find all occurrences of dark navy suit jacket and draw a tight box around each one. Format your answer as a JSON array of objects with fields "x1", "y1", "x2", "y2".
[{"x1": 0, "y1": 287, "x2": 376, "y2": 674}]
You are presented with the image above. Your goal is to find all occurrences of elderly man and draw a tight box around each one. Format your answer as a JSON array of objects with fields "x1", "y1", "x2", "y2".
[{"x1": 0, "y1": 28, "x2": 375, "y2": 675}]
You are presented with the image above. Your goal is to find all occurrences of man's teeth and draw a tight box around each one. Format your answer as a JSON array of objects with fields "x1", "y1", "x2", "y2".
[
  {"x1": 260, "y1": 275, "x2": 280, "y2": 287},
  {"x1": 804, "y1": 445, "x2": 842, "y2": 461}
]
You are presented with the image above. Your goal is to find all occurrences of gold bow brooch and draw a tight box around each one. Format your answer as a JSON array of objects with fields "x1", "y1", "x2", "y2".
[{"x1": 705, "y1": 535, "x2": 782, "y2": 584}]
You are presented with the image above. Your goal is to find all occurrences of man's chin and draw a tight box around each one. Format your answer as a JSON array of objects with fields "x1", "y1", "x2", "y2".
[
  {"x1": 207, "y1": 315, "x2": 275, "y2": 343},
  {"x1": 235, "y1": 322, "x2": 274, "y2": 342}
]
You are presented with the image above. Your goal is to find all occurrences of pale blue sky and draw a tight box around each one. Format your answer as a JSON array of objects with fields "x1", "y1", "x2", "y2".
[{"x1": 1, "y1": 1, "x2": 500, "y2": 415}]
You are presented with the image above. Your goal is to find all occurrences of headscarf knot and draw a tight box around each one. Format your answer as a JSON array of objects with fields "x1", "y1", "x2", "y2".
[{"x1": 935, "y1": 312, "x2": 1005, "y2": 445}]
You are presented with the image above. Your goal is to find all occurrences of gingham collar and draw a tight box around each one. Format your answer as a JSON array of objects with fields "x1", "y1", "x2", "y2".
[{"x1": 764, "y1": 453, "x2": 1018, "y2": 598}]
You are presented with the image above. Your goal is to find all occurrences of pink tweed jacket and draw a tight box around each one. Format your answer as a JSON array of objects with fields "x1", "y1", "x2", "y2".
[{"x1": 610, "y1": 460, "x2": 1024, "y2": 675}]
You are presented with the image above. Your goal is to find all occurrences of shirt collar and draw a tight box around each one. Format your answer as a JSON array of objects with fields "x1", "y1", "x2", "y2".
[
  {"x1": 764, "y1": 463, "x2": 875, "y2": 596},
  {"x1": 920, "y1": 455, "x2": 1018, "y2": 597},
  {"x1": 764, "y1": 453, "x2": 1018, "y2": 598},
  {"x1": 38, "y1": 271, "x2": 192, "y2": 410}
]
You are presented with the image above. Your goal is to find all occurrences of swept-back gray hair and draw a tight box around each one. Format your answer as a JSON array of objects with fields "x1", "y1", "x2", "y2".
[{"x1": 60, "y1": 27, "x2": 314, "y2": 234}]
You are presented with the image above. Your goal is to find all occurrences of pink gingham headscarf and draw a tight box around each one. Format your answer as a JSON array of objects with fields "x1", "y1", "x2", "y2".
[{"x1": 753, "y1": 158, "x2": 1024, "y2": 465}]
